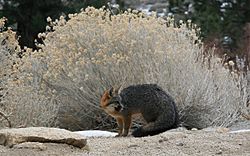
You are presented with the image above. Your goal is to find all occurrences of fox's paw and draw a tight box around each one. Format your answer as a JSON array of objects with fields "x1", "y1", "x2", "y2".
[
  {"x1": 132, "y1": 127, "x2": 144, "y2": 137},
  {"x1": 115, "y1": 133, "x2": 129, "y2": 137},
  {"x1": 115, "y1": 132, "x2": 124, "y2": 137},
  {"x1": 115, "y1": 134, "x2": 121, "y2": 137}
]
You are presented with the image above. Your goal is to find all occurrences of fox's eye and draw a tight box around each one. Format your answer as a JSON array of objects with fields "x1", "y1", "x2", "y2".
[{"x1": 115, "y1": 105, "x2": 122, "y2": 111}]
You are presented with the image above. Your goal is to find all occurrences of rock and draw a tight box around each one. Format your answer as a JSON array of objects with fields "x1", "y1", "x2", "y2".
[
  {"x1": 13, "y1": 142, "x2": 47, "y2": 151},
  {"x1": 0, "y1": 127, "x2": 87, "y2": 148}
]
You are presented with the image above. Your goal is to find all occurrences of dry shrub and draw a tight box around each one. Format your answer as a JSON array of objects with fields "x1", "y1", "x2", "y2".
[
  {"x1": 35, "y1": 7, "x2": 248, "y2": 129},
  {"x1": 1, "y1": 7, "x2": 249, "y2": 130},
  {"x1": 0, "y1": 18, "x2": 20, "y2": 128},
  {"x1": 0, "y1": 19, "x2": 59, "y2": 128}
]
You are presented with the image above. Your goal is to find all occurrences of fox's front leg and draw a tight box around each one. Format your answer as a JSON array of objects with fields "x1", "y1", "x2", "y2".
[
  {"x1": 115, "y1": 117, "x2": 124, "y2": 137},
  {"x1": 122, "y1": 115, "x2": 132, "y2": 137}
]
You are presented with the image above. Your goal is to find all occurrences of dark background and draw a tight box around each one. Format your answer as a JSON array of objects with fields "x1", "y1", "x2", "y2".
[{"x1": 0, "y1": 0, "x2": 249, "y2": 63}]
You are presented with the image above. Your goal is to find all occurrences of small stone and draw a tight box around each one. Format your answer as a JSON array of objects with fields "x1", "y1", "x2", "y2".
[
  {"x1": 216, "y1": 149, "x2": 223, "y2": 155},
  {"x1": 216, "y1": 127, "x2": 229, "y2": 133},
  {"x1": 159, "y1": 137, "x2": 168, "y2": 143},
  {"x1": 128, "y1": 144, "x2": 139, "y2": 148},
  {"x1": 176, "y1": 142, "x2": 184, "y2": 146}
]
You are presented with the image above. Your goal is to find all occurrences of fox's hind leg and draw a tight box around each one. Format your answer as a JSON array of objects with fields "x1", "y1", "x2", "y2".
[{"x1": 132, "y1": 113, "x2": 177, "y2": 137}]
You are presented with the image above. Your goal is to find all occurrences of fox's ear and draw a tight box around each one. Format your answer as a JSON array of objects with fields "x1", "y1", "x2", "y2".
[
  {"x1": 115, "y1": 85, "x2": 122, "y2": 95},
  {"x1": 108, "y1": 87, "x2": 114, "y2": 97},
  {"x1": 108, "y1": 85, "x2": 122, "y2": 97}
]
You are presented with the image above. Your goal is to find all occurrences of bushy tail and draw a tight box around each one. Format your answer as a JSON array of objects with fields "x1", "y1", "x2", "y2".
[{"x1": 132, "y1": 113, "x2": 178, "y2": 137}]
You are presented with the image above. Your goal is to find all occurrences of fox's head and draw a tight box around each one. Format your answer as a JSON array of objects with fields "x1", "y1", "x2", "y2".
[{"x1": 100, "y1": 87, "x2": 124, "y2": 114}]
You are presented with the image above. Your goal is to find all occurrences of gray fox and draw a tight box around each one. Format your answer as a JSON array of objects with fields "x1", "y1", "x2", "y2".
[{"x1": 100, "y1": 84, "x2": 179, "y2": 137}]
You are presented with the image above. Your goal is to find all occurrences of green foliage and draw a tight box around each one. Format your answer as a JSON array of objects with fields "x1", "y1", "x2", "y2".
[
  {"x1": 192, "y1": 0, "x2": 222, "y2": 37},
  {"x1": 169, "y1": 0, "x2": 250, "y2": 55}
]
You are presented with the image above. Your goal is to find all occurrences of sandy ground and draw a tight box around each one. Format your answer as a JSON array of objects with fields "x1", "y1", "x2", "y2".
[{"x1": 0, "y1": 128, "x2": 249, "y2": 156}]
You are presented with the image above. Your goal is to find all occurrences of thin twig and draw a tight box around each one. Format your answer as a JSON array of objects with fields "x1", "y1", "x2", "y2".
[{"x1": 0, "y1": 111, "x2": 12, "y2": 128}]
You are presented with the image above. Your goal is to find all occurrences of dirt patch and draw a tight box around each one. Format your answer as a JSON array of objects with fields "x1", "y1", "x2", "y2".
[{"x1": 0, "y1": 128, "x2": 249, "y2": 156}]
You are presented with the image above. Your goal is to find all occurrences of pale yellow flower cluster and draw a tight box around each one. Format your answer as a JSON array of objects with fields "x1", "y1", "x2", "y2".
[{"x1": 0, "y1": 17, "x2": 7, "y2": 29}]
